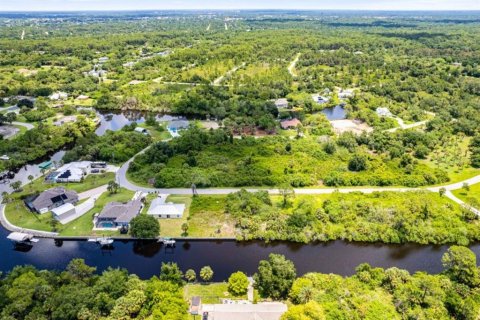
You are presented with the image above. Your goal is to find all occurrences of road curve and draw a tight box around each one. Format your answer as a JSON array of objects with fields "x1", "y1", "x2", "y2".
[{"x1": 12, "y1": 121, "x2": 34, "y2": 130}]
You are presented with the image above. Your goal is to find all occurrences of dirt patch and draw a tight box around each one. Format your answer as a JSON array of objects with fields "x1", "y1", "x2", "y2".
[{"x1": 330, "y1": 119, "x2": 373, "y2": 135}]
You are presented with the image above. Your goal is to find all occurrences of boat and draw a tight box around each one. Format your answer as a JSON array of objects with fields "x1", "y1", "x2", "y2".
[
  {"x1": 7, "y1": 232, "x2": 39, "y2": 246},
  {"x1": 88, "y1": 237, "x2": 114, "y2": 247},
  {"x1": 158, "y1": 237, "x2": 176, "y2": 247},
  {"x1": 0, "y1": 155, "x2": 9, "y2": 161}
]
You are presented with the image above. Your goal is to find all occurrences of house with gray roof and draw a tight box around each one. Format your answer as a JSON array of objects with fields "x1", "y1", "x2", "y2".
[
  {"x1": 26, "y1": 187, "x2": 79, "y2": 214},
  {"x1": 95, "y1": 200, "x2": 143, "y2": 229},
  {"x1": 168, "y1": 119, "x2": 190, "y2": 132}
]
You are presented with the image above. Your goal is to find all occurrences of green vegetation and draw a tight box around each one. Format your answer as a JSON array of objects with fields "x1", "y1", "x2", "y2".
[
  {"x1": 129, "y1": 214, "x2": 160, "y2": 238},
  {"x1": 0, "y1": 259, "x2": 188, "y2": 320},
  {"x1": 184, "y1": 282, "x2": 247, "y2": 304},
  {"x1": 63, "y1": 130, "x2": 151, "y2": 164},
  {"x1": 452, "y1": 182, "x2": 480, "y2": 210},
  {"x1": 280, "y1": 247, "x2": 480, "y2": 319},
  {"x1": 129, "y1": 128, "x2": 449, "y2": 188},
  {"x1": 0, "y1": 118, "x2": 96, "y2": 171},
  {"x1": 254, "y1": 253, "x2": 297, "y2": 300},
  {"x1": 228, "y1": 271, "x2": 249, "y2": 296},
  {"x1": 159, "y1": 190, "x2": 479, "y2": 245}
]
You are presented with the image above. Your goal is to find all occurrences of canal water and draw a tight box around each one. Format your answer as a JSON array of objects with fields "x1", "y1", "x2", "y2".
[
  {"x1": 1, "y1": 225, "x2": 477, "y2": 281},
  {"x1": 321, "y1": 105, "x2": 346, "y2": 120}
]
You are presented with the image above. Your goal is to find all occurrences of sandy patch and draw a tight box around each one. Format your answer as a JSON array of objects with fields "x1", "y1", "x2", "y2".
[{"x1": 330, "y1": 119, "x2": 373, "y2": 135}]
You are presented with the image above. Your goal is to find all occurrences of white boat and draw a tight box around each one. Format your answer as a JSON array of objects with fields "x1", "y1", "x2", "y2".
[
  {"x1": 7, "y1": 232, "x2": 39, "y2": 244},
  {"x1": 0, "y1": 155, "x2": 9, "y2": 161},
  {"x1": 158, "y1": 237, "x2": 176, "y2": 247},
  {"x1": 88, "y1": 237, "x2": 114, "y2": 246}
]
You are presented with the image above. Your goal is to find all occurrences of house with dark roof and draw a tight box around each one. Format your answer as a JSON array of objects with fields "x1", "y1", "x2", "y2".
[
  {"x1": 25, "y1": 187, "x2": 79, "y2": 214},
  {"x1": 94, "y1": 200, "x2": 143, "y2": 229}
]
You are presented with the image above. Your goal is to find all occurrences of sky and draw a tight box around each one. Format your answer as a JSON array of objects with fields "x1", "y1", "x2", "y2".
[{"x1": 1, "y1": 0, "x2": 480, "y2": 12}]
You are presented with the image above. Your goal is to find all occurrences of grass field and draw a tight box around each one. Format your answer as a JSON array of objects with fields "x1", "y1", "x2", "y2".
[
  {"x1": 158, "y1": 195, "x2": 236, "y2": 238},
  {"x1": 184, "y1": 283, "x2": 247, "y2": 304},
  {"x1": 452, "y1": 183, "x2": 480, "y2": 207}
]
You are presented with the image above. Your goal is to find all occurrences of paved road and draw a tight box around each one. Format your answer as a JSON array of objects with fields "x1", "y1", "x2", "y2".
[
  {"x1": 12, "y1": 121, "x2": 34, "y2": 130},
  {"x1": 116, "y1": 145, "x2": 480, "y2": 215}
]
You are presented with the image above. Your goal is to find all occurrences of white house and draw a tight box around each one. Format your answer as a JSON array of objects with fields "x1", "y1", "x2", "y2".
[
  {"x1": 53, "y1": 161, "x2": 91, "y2": 183},
  {"x1": 134, "y1": 127, "x2": 149, "y2": 135},
  {"x1": 273, "y1": 98, "x2": 289, "y2": 110},
  {"x1": 376, "y1": 107, "x2": 393, "y2": 118},
  {"x1": 147, "y1": 197, "x2": 185, "y2": 219},
  {"x1": 312, "y1": 94, "x2": 330, "y2": 104},
  {"x1": 338, "y1": 88, "x2": 355, "y2": 99},
  {"x1": 49, "y1": 92, "x2": 68, "y2": 101}
]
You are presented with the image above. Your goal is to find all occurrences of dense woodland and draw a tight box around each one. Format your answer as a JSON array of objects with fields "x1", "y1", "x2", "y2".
[
  {"x1": 2, "y1": 247, "x2": 480, "y2": 320},
  {"x1": 1, "y1": 11, "x2": 479, "y2": 185}
]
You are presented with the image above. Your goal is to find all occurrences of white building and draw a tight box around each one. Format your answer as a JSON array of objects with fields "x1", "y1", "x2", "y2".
[
  {"x1": 376, "y1": 107, "x2": 393, "y2": 118},
  {"x1": 52, "y1": 203, "x2": 76, "y2": 222},
  {"x1": 147, "y1": 197, "x2": 185, "y2": 219},
  {"x1": 49, "y1": 92, "x2": 68, "y2": 101},
  {"x1": 338, "y1": 88, "x2": 355, "y2": 99},
  {"x1": 134, "y1": 127, "x2": 149, "y2": 135},
  {"x1": 53, "y1": 161, "x2": 91, "y2": 183},
  {"x1": 273, "y1": 98, "x2": 289, "y2": 109},
  {"x1": 312, "y1": 94, "x2": 330, "y2": 104}
]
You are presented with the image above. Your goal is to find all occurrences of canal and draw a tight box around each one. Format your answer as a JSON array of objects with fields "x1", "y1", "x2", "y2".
[{"x1": 1, "y1": 225, "x2": 477, "y2": 281}]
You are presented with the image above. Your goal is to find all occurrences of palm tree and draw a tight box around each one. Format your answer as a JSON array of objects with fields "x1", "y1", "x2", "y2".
[
  {"x1": 27, "y1": 175, "x2": 34, "y2": 190},
  {"x1": 200, "y1": 266, "x2": 214, "y2": 283}
]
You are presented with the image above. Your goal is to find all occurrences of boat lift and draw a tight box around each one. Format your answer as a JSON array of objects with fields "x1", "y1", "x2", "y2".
[{"x1": 7, "y1": 232, "x2": 39, "y2": 246}]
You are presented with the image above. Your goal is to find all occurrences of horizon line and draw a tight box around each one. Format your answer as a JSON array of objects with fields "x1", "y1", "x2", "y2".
[{"x1": 2, "y1": 9, "x2": 480, "y2": 13}]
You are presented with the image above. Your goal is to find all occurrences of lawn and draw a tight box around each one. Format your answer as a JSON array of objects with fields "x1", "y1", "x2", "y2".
[
  {"x1": 4, "y1": 200, "x2": 55, "y2": 232},
  {"x1": 184, "y1": 283, "x2": 247, "y2": 304},
  {"x1": 158, "y1": 195, "x2": 236, "y2": 238},
  {"x1": 136, "y1": 123, "x2": 172, "y2": 142},
  {"x1": 5, "y1": 176, "x2": 133, "y2": 236},
  {"x1": 452, "y1": 183, "x2": 480, "y2": 206},
  {"x1": 59, "y1": 187, "x2": 135, "y2": 236},
  {"x1": 19, "y1": 172, "x2": 115, "y2": 197}
]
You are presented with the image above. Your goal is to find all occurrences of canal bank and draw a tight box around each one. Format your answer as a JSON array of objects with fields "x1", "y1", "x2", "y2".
[{"x1": 1, "y1": 221, "x2": 478, "y2": 281}]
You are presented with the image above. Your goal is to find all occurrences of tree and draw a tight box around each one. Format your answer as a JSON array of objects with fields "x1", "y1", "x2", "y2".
[
  {"x1": 159, "y1": 262, "x2": 184, "y2": 286},
  {"x1": 279, "y1": 183, "x2": 295, "y2": 208},
  {"x1": 66, "y1": 259, "x2": 96, "y2": 282},
  {"x1": 5, "y1": 112, "x2": 16, "y2": 124},
  {"x1": 442, "y1": 246, "x2": 479, "y2": 287},
  {"x1": 439, "y1": 187, "x2": 446, "y2": 197},
  {"x1": 228, "y1": 271, "x2": 249, "y2": 296},
  {"x1": 27, "y1": 175, "x2": 34, "y2": 190},
  {"x1": 1, "y1": 191, "x2": 11, "y2": 204},
  {"x1": 200, "y1": 266, "x2": 214, "y2": 282},
  {"x1": 254, "y1": 253, "x2": 297, "y2": 299},
  {"x1": 181, "y1": 223, "x2": 189, "y2": 236},
  {"x1": 129, "y1": 215, "x2": 160, "y2": 238},
  {"x1": 10, "y1": 181, "x2": 21, "y2": 193},
  {"x1": 107, "y1": 180, "x2": 119, "y2": 194},
  {"x1": 185, "y1": 269, "x2": 196, "y2": 283},
  {"x1": 348, "y1": 154, "x2": 368, "y2": 171},
  {"x1": 281, "y1": 301, "x2": 326, "y2": 320}
]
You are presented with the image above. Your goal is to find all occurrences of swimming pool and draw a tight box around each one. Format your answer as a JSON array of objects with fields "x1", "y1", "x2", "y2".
[{"x1": 98, "y1": 222, "x2": 115, "y2": 228}]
